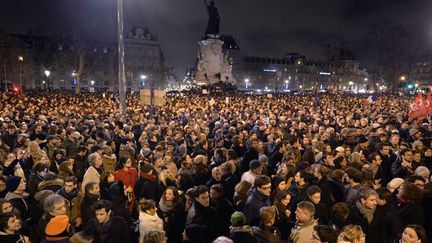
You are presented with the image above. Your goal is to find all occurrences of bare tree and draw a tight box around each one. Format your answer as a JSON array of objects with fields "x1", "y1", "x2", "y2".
[{"x1": 366, "y1": 21, "x2": 425, "y2": 90}]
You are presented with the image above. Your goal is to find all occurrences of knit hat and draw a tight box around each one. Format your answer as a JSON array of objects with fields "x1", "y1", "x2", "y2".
[
  {"x1": 258, "y1": 154, "x2": 268, "y2": 163},
  {"x1": 140, "y1": 162, "x2": 153, "y2": 173},
  {"x1": 6, "y1": 176, "x2": 22, "y2": 192},
  {"x1": 387, "y1": 178, "x2": 405, "y2": 193},
  {"x1": 230, "y1": 211, "x2": 247, "y2": 226},
  {"x1": 45, "y1": 215, "x2": 69, "y2": 237},
  {"x1": 249, "y1": 160, "x2": 261, "y2": 170}
]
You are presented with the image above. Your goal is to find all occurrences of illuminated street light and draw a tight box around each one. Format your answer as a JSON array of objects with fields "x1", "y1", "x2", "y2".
[
  {"x1": 348, "y1": 81, "x2": 354, "y2": 86},
  {"x1": 18, "y1": 56, "x2": 24, "y2": 91},
  {"x1": 90, "y1": 80, "x2": 95, "y2": 86},
  {"x1": 44, "y1": 70, "x2": 50, "y2": 90},
  {"x1": 400, "y1": 76, "x2": 406, "y2": 81},
  {"x1": 141, "y1": 75, "x2": 147, "y2": 80},
  {"x1": 364, "y1": 78, "x2": 368, "y2": 81},
  {"x1": 284, "y1": 80, "x2": 289, "y2": 90},
  {"x1": 244, "y1": 78, "x2": 250, "y2": 89}
]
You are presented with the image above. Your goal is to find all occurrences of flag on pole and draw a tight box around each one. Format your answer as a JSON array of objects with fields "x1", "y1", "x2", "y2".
[
  {"x1": 409, "y1": 93, "x2": 428, "y2": 121},
  {"x1": 364, "y1": 95, "x2": 377, "y2": 105}
]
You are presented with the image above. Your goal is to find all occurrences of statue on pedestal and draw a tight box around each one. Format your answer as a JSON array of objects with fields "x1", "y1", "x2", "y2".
[{"x1": 204, "y1": 0, "x2": 220, "y2": 36}]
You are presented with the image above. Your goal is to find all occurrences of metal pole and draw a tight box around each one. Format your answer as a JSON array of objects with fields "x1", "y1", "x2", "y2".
[{"x1": 117, "y1": 0, "x2": 127, "y2": 119}]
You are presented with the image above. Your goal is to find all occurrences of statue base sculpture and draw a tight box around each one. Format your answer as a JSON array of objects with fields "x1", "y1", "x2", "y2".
[{"x1": 195, "y1": 35, "x2": 236, "y2": 85}]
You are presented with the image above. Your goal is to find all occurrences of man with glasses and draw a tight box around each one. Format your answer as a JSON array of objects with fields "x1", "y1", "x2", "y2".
[
  {"x1": 290, "y1": 200, "x2": 317, "y2": 243},
  {"x1": 243, "y1": 175, "x2": 271, "y2": 226}
]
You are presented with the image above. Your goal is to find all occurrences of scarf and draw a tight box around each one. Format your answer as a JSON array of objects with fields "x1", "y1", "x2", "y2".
[
  {"x1": 140, "y1": 172, "x2": 156, "y2": 182},
  {"x1": 159, "y1": 198, "x2": 175, "y2": 213},
  {"x1": 58, "y1": 187, "x2": 78, "y2": 202},
  {"x1": 355, "y1": 201, "x2": 375, "y2": 224}
]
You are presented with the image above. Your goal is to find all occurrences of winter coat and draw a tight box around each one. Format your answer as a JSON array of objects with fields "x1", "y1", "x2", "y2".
[
  {"x1": 134, "y1": 172, "x2": 158, "y2": 201},
  {"x1": 347, "y1": 203, "x2": 385, "y2": 243},
  {"x1": 289, "y1": 219, "x2": 317, "y2": 243},
  {"x1": 252, "y1": 225, "x2": 280, "y2": 243},
  {"x1": 38, "y1": 178, "x2": 64, "y2": 192},
  {"x1": 229, "y1": 225, "x2": 257, "y2": 243},
  {"x1": 186, "y1": 202, "x2": 217, "y2": 242},
  {"x1": 243, "y1": 188, "x2": 271, "y2": 226},
  {"x1": 85, "y1": 216, "x2": 130, "y2": 243},
  {"x1": 240, "y1": 147, "x2": 258, "y2": 174},
  {"x1": 139, "y1": 211, "x2": 164, "y2": 240},
  {"x1": 81, "y1": 166, "x2": 100, "y2": 193},
  {"x1": 5, "y1": 192, "x2": 29, "y2": 220},
  {"x1": 157, "y1": 203, "x2": 186, "y2": 243}
]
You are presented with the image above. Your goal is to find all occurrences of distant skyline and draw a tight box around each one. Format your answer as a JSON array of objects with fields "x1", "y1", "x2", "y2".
[{"x1": 1, "y1": 0, "x2": 432, "y2": 76}]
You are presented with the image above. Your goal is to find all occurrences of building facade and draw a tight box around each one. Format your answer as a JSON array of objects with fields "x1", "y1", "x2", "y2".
[
  {"x1": 410, "y1": 54, "x2": 432, "y2": 92},
  {"x1": 0, "y1": 27, "x2": 166, "y2": 91}
]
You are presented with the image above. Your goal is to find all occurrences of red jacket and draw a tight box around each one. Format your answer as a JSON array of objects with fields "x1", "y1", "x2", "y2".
[{"x1": 114, "y1": 168, "x2": 138, "y2": 188}]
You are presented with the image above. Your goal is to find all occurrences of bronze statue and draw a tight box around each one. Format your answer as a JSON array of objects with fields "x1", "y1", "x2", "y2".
[{"x1": 204, "y1": 0, "x2": 220, "y2": 36}]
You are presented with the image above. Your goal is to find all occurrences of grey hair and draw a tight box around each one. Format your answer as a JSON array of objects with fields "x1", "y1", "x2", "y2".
[
  {"x1": 87, "y1": 152, "x2": 99, "y2": 166},
  {"x1": 414, "y1": 166, "x2": 430, "y2": 180},
  {"x1": 359, "y1": 187, "x2": 378, "y2": 201},
  {"x1": 43, "y1": 194, "x2": 66, "y2": 213},
  {"x1": 213, "y1": 236, "x2": 234, "y2": 243}
]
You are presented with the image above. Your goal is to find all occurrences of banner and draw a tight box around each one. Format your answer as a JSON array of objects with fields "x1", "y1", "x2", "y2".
[{"x1": 408, "y1": 93, "x2": 428, "y2": 121}]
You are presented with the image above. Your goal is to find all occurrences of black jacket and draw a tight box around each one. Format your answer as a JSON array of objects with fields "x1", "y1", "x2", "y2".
[
  {"x1": 229, "y1": 225, "x2": 257, "y2": 243},
  {"x1": 347, "y1": 203, "x2": 385, "y2": 243},
  {"x1": 243, "y1": 188, "x2": 271, "y2": 226},
  {"x1": 85, "y1": 216, "x2": 130, "y2": 243}
]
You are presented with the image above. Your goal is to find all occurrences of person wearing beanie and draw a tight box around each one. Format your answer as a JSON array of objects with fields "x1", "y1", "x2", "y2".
[
  {"x1": 4, "y1": 176, "x2": 29, "y2": 221},
  {"x1": 36, "y1": 194, "x2": 68, "y2": 240},
  {"x1": 41, "y1": 215, "x2": 70, "y2": 243},
  {"x1": 228, "y1": 211, "x2": 256, "y2": 243},
  {"x1": 135, "y1": 162, "x2": 158, "y2": 201},
  {"x1": 240, "y1": 159, "x2": 262, "y2": 185}
]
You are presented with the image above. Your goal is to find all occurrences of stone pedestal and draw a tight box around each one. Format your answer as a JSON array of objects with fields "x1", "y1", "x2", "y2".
[{"x1": 195, "y1": 36, "x2": 236, "y2": 85}]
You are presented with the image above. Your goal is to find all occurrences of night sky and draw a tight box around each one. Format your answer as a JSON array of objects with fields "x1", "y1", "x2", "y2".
[{"x1": 1, "y1": 0, "x2": 431, "y2": 76}]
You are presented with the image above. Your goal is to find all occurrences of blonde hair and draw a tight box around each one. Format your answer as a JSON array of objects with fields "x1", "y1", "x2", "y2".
[
  {"x1": 338, "y1": 224, "x2": 365, "y2": 242},
  {"x1": 159, "y1": 169, "x2": 175, "y2": 186}
]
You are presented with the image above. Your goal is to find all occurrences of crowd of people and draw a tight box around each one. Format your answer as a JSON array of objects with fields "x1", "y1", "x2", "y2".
[{"x1": 0, "y1": 89, "x2": 431, "y2": 243}]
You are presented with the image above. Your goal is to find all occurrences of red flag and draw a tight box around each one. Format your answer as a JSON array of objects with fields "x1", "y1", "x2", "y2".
[
  {"x1": 409, "y1": 93, "x2": 428, "y2": 121},
  {"x1": 425, "y1": 93, "x2": 432, "y2": 114}
]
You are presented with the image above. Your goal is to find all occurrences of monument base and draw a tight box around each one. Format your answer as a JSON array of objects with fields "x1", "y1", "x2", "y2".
[{"x1": 195, "y1": 36, "x2": 236, "y2": 85}]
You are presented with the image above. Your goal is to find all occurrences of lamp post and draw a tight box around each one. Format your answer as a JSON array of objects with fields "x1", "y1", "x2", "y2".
[
  {"x1": 141, "y1": 75, "x2": 147, "y2": 88},
  {"x1": 284, "y1": 80, "x2": 289, "y2": 90},
  {"x1": 244, "y1": 78, "x2": 249, "y2": 89},
  {"x1": 18, "y1": 56, "x2": 23, "y2": 91},
  {"x1": 44, "y1": 70, "x2": 50, "y2": 90},
  {"x1": 117, "y1": 0, "x2": 126, "y2": 119}
]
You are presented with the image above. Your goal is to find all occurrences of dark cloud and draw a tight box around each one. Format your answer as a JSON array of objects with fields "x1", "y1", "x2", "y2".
[{"x1": 1, "y1": 0, "x2": 431, "y2": 76}]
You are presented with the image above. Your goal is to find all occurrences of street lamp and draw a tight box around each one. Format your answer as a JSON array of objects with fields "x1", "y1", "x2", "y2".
[
  {"x1": 400, "y1": 76, "x2": 406, "y2": 81},
  {"x1": 90, "y1": 80, "x2": 95, "y2": 86},
  {"x1": 44, "y1": 70, "x2": 50, "y2": 90},
  {"x1": 284, "y1": 79, "x2": 289, "y2": 90},
  {"x1": 244, "y1": 78, "x2": 249, "y2": 89},
  {"x1": 140, "y1": 75, "x2": 147, "y2": 87},
  {"x1": 18, "y1": 56, "x2": 23, "y2": 91},
  {"x1": 117, "y1": 0, "x2": 127, "y2": 119}
]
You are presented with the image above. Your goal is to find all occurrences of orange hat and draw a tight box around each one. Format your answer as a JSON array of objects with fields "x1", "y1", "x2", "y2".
[{"x1": 45, "y1": 215, "x2": 69, "y2": 237}]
